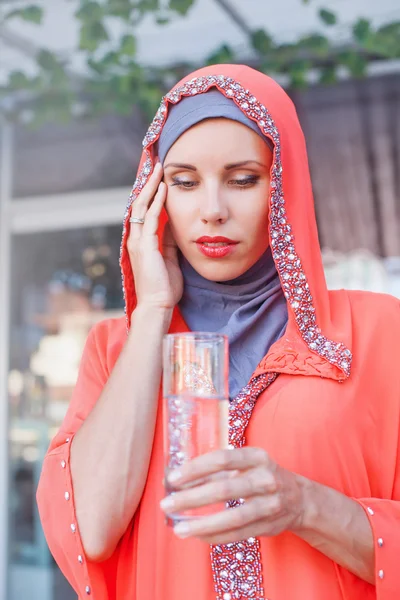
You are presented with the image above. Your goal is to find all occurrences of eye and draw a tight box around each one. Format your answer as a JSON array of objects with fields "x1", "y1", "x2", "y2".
[
  {"x1": 229, "y1": 175, "x2": 260, "y2": 187},
  {"x1": 171, "y1": 177, "x2": 198, "y2": 189}
]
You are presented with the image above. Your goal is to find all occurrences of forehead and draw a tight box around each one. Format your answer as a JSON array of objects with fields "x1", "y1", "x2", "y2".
[{"x1": 164, "y1": 118, "x2": 268, "y2": 161}]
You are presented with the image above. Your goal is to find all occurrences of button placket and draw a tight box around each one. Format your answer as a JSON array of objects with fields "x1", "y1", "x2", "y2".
[
  {"x1": 62, "y1": 436, "x2": 92, "y2": 596},
  {"x1": 368, "y1": 506, "x2": 386, "y2": 584}
]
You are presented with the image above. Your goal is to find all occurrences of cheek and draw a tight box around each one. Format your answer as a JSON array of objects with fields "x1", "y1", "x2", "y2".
[
  {"x1": 165, "y1": 195, "x2": 192, "y2": 241},
  {"x1": 233, "y1": 188, "x2": 270, "y2": 232}
]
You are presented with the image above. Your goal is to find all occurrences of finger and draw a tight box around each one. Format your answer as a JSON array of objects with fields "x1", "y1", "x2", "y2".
[
  {"x1": 162, "y1": 221, "x2": 178, "y2": 264},
  {"x1": 131, "y1": 163, "x2": 163, "y2": 216},
  {"x1": 141, "y1": 182, "x2": 167, "y2": 237},
  {"x1": 173, "y1": 494, "x2": 282, "y2": 540},
  {"x1": 197, "y1": 512, "x2": 289, "y2": 545},
  {"x1": 167, "y1": 447, "x2": 271, "y2": 487},
  {"x1": 161, "y1": 466, "x2": 277, "y2": 513},
  {"x1": 165, "y1": 468, "x2": 241, "y2": 494},
  {"x1": 129, "y1": 180, "x2": 165, "y2": 243}
]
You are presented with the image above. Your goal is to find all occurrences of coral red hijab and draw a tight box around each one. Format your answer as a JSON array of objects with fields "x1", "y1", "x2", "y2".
[{"x1": 120, "y1": 63, "x2": 352, "y2": 382}]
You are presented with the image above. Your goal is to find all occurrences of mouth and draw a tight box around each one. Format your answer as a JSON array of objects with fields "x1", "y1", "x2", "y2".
[{"x1": 195, "y1": 236, "x2": 239, "y2": 259}]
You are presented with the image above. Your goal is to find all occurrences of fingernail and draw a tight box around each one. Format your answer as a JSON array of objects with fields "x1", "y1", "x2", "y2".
[
  {"x1": 168, "y1": 470, "x2": 182, "y2": 484},
  {"x1": 160, "y1": 496, "x2": 174, "y2": 510},
  {"x1": 174, "y1": 522, "x2": 190, "y2": 537}
]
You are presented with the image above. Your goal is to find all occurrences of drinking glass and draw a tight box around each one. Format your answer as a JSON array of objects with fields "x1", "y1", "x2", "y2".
[{"x1": 163, "y1": 332, "x2": 229, "y2": 524}]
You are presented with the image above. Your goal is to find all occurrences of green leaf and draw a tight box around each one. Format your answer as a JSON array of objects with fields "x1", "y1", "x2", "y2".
[
  {"x1": 8, "y1": 71, "x2": 33, "y2": 89},
  {"x1": 169, "y1": 0, "x2": 195, "y2": 16},
  {"x1": 319, "y1": 64, "x2": 337, "y2": 85},
  {"x1": 79, "y1": 21, "x2": 109, "y2": 52},
  {"x1": 206, "y1": 44, "x2": 236, "y2": 65},
  {"x1": 75, "y1": 2, "x2": 104, "y2": 23},
  {"x1": 296, "y1": 33, "x2": 330, "y2": 57},
  {"x1": 36, "y1": 51, "x2": 68, "y2": 86},
  {"x1": 377, "y1": 21, "x2": 400, "y2": 37},
  {"x1": 105, "y1": 0, "x2": 133, "y2": 19},
  {"x1": 353, "y1": 18, "x2": 371, "y2": 43},
  {"x1": 36, "y1": 49, "x2": 61, "y2": 71},
  {"x1": 120, "y1": 34, "x2": 137, "y2": 56},
  {"x1": 259, "y1": 58, "x2": 280, "y2": 75},
  {"x1": 156, "y1": 16, "x2": 170, "y2": 25},
  {"x1": 135, "y1": 0, "x2": 160, "y2": 13},
  {"x1": 88, "y1": 51, "x2": 119, "y2": 75},
  {"x1": 370, "y1": 22, "x2": 400, "y2": 57},
  {"x1": 338, "y1": 50, "x2": 367, "y2": 77},
  {"x1": 273, "y1": 43, "x2": 298, "y2": 69},
  {"x1": 288, "y1": 60, "x2": 311, "y2": 88},
  {"x1": 319, "y1": 8, "x2": 337, "y2": 26},
  {"x1": 251, "y1": 29, "x2": 274, "y2": 55},
  {"x1": 5, "y1": 5, "x2": 43, "y2": 24}
]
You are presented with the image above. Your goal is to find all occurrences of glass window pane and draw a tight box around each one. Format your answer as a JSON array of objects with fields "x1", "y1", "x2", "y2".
[{"x1": 8, "y1": 225, "x2": 124, "y2": 600}]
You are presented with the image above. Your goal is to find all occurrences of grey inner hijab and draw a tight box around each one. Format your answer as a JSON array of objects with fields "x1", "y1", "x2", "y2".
[
  {"x1": 157, "y1": 89, "x2": 287, "y2": 399},
  {"x1": 179, "y1": 249, "x2": 288, "y2": 400},
  {"x1": 157, "y1": 89, "x2": 273, "y2": 164}
]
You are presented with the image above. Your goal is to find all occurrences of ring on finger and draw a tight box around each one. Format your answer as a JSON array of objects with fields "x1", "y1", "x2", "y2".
[{"x1": 130, "y1": 216, "x2": 146, "y2": 224}]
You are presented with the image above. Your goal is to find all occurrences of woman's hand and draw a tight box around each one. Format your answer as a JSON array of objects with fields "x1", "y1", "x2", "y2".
[
  {"x1": 160, "y1": 447, "x2": 307, "y2": 544},
  {"x1": 128, "y1": 162, "x2": 183, "y2": 311}
]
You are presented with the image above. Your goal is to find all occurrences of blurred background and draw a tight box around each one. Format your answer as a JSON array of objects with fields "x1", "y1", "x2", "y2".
[{"x1": 0, "y1": 0, "x2": 399, "y2": 598}]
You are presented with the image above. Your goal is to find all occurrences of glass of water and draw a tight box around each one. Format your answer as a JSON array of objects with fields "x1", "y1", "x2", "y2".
[{"x1": 163, "y1": 332, "x2": 229, "y2": 524}]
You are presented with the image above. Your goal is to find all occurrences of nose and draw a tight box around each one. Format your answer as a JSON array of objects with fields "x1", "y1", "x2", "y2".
[{"x1": 199, "y1": 182, "x2": 228, "y2": 225}]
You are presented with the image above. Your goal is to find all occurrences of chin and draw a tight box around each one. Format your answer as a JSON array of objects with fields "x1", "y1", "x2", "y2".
[{"x1": 192, "y1": 259, "x2": 247, "y2": 282}]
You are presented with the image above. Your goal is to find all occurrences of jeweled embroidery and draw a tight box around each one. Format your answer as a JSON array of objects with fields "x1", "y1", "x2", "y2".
[{"x1": 209, "y1": 372, "x2": 277, "y2": 600}]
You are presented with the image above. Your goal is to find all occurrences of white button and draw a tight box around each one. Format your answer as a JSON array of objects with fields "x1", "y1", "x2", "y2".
[
  {"x1": 71, "y1": 524, "x2": 76, "y2": 533},
  {"x1": 367, "y1": 507, "x2": 374, "y2": 516},
  {"x1": 78, "y1": 555, "x2": 83, "y2": 564},
  {"x1": 85, "y1": 586, "x2": 91, "y2": 595},
  {"x1": 64, "y1": 492, "x2": 70, "y2": 501},
  {"x1": 378, "y1": 538, "x2": 384, "y2": 547},
  {"x1": 378, "y1": 569, "x2": 384, "y2": 579},
  {"x1": 61, "y1": 461, "x2": 66, "y2": 469}
]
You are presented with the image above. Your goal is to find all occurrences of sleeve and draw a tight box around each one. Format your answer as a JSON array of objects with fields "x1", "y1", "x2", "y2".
[
  {"x1": 353, "y1": 498, "x2": 400, "y2": 598},
  {"x1": 349, "y1": 296, "x2": 400, "y2": 599},
  {"x1": 36, "y1": 322, "x2": 120, "y2": 599}
]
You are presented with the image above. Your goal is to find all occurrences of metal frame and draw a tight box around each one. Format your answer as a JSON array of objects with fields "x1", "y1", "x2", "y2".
[{"x1": 0, "y1": 119, "x2": 13, "y2": 600}]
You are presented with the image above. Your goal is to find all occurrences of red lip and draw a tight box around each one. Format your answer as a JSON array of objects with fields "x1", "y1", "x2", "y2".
[
  {"x1": 195, "y1": 236, "x2": 238, "y2": 244},
  {"x1": 195, "y1": 236, "x2": 239, "y2": 259}
]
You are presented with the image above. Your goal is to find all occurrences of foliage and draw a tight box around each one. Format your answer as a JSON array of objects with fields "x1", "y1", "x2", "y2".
[{"x1": 1, "y1": 0, "x2": 399, "y2": 124}]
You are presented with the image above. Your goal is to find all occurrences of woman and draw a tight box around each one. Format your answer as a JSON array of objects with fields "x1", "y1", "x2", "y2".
[{"x1": 37, "y1": 64, "x2": 400, "y2": 600}]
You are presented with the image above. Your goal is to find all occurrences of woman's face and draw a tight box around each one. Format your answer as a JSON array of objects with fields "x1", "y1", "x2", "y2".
[{"x1": 163, "y1": 118, "x2": 273, "y2": 282}]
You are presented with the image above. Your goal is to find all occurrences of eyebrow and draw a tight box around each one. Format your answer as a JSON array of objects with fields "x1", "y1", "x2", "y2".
[
  {"x1": 164, "y1": 162, "x2": 196, "y2": 171},
  {"x1": 163, "y1": 160, "x2": 267, "y2": 171},
  {"x1": 224, "y1": 160, "x2": 267, "y2": 170}
]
